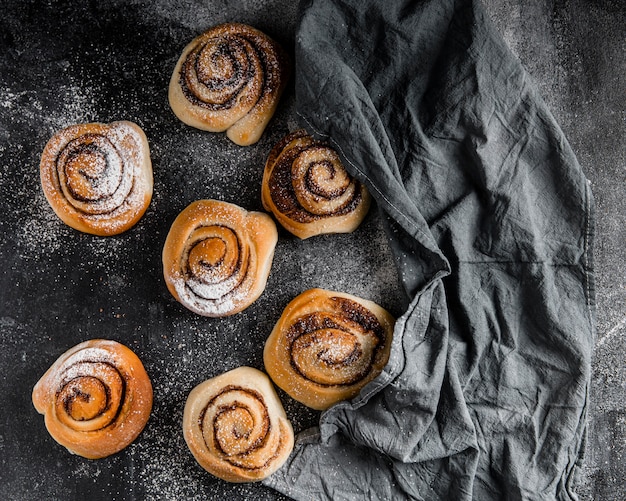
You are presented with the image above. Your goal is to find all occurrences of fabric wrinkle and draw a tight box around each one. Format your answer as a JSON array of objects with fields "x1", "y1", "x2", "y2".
[{"x1": 265, "y1": 0, "x2": 595, "y2": 499}]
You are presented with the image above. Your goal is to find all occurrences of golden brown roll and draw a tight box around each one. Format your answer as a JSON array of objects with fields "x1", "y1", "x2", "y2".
[
  {"x1": 162, "y1": 199, "x2": 278, "y2": 317},
  {"x1": 183, "y1": 366, "x2": 294, "y2": 482},
  {"x1": 168, "y1": 23, "x2": 290, "y2": 146},
  {"x1": 39, "y1": 121, "x2": 153, "y2": 236},
  {"x1": 261, "y1": 130, "x2": 371, "y2": 239},
  {"x1": 32, "y1": 339, "x2": 153, "y2": 459},
  {"x1": 264, "y1": 288, "x2": 395, "y2": 410}
]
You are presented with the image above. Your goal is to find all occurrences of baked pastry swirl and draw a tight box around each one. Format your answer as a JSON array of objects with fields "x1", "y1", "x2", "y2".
[
  {"x1": 162, "y1": 199, "x2": 278, "y2": 317},
  {"x1": 39, "y1": 121, "x2": 153, "y2": 236},
  {"x1": 183, "y1": 366, "x2": 294, "y2": 482},
  {"x1": 168, "y1": 22, "x2": 290, "y2": 146},
  {"x1": 32, "y1": 339, "x2": 153, "y2": 459},
  {"x1": 264, "y1": 288, "x2": 395, "y2": 410},
  {"x1": 261, "y1": 130, "x2": 371, "y2": 239}
]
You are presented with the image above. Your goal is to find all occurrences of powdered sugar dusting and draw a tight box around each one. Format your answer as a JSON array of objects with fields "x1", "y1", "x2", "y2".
[
  {"x1": 51, "y1": 83, "x2": 100, "y2": 131},
  {"x1": 0, "y1": 83, "x2": 99, "y2": 134},
  {"x1": 16, "y1": 191, "x2": 65, "y2": 258},
  {"x1": 39, "y1": 342, "x2": 125, "y2": 392},
  {"x1": 173, "y1": 275, "x2": 244, "y2": 317}
]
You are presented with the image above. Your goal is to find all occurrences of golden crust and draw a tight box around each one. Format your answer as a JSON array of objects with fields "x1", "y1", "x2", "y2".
[
  {"x1": 264, "y1": 288, "x2": 395, "y2": 410},
  {"x1": 183, "y1": 366, "x2": 294, "y2": 482},
  {"x1": 39, "y1": 121, "x2": 153, "y2": 236},
  {"x1": 168, "y1": 23, "x2": 290, "y2": 146},
  {"x1": 162, "y1": 199, "x2": 278, "y2": 317},
  {"x1": 31, "y1": 339, "x2": 153, "y2": 459},
  {"x1": 261, "y1": 130, "x2": 371, "y2": 239}
]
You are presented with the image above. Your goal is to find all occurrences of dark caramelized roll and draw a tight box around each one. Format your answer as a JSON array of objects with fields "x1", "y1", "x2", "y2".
[
  {"x1": 264, "y1": 288, "x2": 395, "y2": 410},
  {"x1": 32, "y1": 339, "x2": 153, "y2": 459},
  {"x1": 39, "y1": 121, "x2": 153, "y2": 236},
  {"x1": 168, "y1": 23, "x2": 290, "y2": 146},
  {"x1": 183, "y1": 366, "x2": 294, "y2": 482},
  {"x1": 262, "y1": 130, "x2": 371, "y2": 239}
]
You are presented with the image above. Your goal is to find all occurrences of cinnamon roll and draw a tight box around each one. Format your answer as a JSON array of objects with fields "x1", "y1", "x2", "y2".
[
  {"x1": 39, "y1": 121, "x2": 153, "y2": 236},
  {"x1": 162, "y1": 199, "x2": 278, "y2": 317},
  {"x1": 264, "y1": 288, "x2": 395, "y2": 410},
  {"x1": 31, "y1": 339, "x2": 153, "y2": 459},
  {"x1": 168, "y1": 23, "x2": 290, "y2": 146},
  {"x1": 183, "y1": 366, "x2": 294, "y2": 482},
  {"x1": 261, "y1": 130, "x2": 371, "y2": 239}
]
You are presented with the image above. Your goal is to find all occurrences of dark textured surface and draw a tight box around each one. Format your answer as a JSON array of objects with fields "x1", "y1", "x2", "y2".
[{"x1": 0, "y1": 1, "x2": 623, "y2": 500}]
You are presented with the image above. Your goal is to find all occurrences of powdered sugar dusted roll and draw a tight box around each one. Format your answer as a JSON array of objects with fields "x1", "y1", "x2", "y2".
[
  {"x1": 162, "y1": 199, "x2": 278, "y2": 317},
  {"x1": 39, "y1": 121, "x2": 153, "y2": 236},
  {"x1": 183, "y1": 366, "x2": 294, "y2": 482},
  {"x1": 262, "y1": 130, "x2": 371, "y2": 239},
  {"x1": 264, "y1": 288, "x2": 395, "y2": 410},
  {"x1": 32, "y1": 339, "x2": 153, "y2": 459},
  {"x1": 168, "y1": 23, "x2": 290, "y2": 146}
]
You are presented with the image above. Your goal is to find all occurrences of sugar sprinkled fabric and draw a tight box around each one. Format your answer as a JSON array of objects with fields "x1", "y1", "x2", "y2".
[{"x1": 264, "y1": 0, "x2": 595, "y2": 499}]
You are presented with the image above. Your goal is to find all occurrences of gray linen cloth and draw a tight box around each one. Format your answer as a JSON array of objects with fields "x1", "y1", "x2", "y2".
[{"x1": 264, "y1": 0, "x2": 596, "y2": 499}]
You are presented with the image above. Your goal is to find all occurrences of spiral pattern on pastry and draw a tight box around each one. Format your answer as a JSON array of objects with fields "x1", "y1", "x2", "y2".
[
  {"x1": 264, "y1": 288, "x2": 395, "y2": 410},
  {"x1": 32, "y1": 339, "x2": 153, "y2": 459},
  {"x1": 39, "y1": 121, "x2": 153, "y2": 236},
  {"x1": 168, "y1": 23, "x2": 290, "y2": 146},
  {"x1": 183, "y1": 367, "x2": 294, "y2": 482},
  {"x1": 262, "y1": 130, "x2": 371, "y2": 239},
  {"x1": 162, "y1": 199, "x2": 278, "y2": 317}
]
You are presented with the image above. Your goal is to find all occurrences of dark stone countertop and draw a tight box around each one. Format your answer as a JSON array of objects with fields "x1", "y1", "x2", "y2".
[{"x1": 0, "y1": 1, "x2": 623, "y2": 500}]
